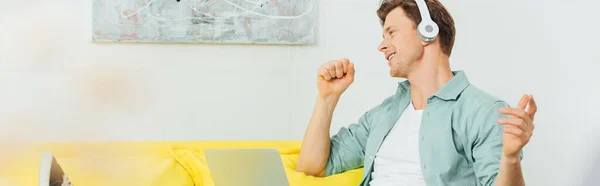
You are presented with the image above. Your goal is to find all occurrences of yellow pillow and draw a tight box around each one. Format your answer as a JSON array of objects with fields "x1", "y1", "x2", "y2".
[{"x1": 170, "y1": 147, "x2": 363, "y2": 186}]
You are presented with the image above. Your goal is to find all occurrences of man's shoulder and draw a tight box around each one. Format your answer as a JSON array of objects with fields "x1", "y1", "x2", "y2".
[
  {"x1": 456, "y1": 84, "x2": 509, "y2": 115},
  {"x1": 367, "y1": 93, "x2": 399, "y2": 114},
  {"x1": 454, "y1": 84, "x2": 510, "y2": 138}
]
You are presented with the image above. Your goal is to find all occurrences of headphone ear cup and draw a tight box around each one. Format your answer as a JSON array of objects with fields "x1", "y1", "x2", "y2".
[{"x1": 417, "y1": 21, "x2": 439, "y2": 43}]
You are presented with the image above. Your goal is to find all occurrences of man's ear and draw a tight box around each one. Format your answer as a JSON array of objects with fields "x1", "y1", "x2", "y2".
[
  {"x1": 421, "y1": 39, "x2": 433, "y2": 46},
  {"x1": 421, "y1": 37, "x2": 440, "y2": 47}
]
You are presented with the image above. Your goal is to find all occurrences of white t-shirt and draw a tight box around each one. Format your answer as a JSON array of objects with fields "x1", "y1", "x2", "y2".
[{"x1": 369, "y1": 102, "x2": 427, "y2": 186}]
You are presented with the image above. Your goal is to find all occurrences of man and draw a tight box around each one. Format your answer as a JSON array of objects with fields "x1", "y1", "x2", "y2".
[{"x1": 296, "y1": 0, "x2": 538, "y2": 186}]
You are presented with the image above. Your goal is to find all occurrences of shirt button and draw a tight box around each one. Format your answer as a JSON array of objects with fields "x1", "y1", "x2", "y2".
[
  {"x1": 421, "y1": 136, "x2": 424, "y2": 141},
  {"x1": 423, "y1": 164, "x2": 427, "y2": 170}
]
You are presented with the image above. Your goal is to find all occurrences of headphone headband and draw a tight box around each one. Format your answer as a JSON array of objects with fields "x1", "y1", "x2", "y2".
[{"x1": 414, "y1": 0, "x2": 439, "y2": 42}]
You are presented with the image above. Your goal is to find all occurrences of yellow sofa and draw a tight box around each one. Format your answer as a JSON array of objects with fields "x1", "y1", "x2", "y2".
[{"x1": 0, "y1": 141, "x2": 363, "y2": 186}]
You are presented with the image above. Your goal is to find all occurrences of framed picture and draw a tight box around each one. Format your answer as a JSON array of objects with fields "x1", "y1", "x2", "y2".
[{"x1": 92, "y1": 0, "x2": 317, "y2": 44}]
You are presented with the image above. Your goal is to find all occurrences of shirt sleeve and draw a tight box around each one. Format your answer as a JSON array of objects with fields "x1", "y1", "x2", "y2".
[
  {"x1": 472, "y1": 101, "x2": 524, "y2": 186},
  {"x1": 325, "y1": 108, "x2": 376, "y2": 176}
]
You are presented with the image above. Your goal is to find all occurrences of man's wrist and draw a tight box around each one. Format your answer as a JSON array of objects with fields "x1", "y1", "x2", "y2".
[
  {"x1": 316, "y1": 95, "x2": 340, "y2": 112},
  {"x1": 318, "y1": 95, "x2": 340, "y2": 105},
  {"x1": 501, "y1": 153, "x2": 521, "y2": 164}
]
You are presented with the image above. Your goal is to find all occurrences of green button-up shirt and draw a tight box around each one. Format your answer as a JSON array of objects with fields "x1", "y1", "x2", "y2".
[{"x1": 325, "y1": 71, "x2": 522, "y2": 186}]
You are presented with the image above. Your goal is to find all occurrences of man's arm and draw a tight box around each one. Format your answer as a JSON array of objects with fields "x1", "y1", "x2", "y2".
[
  {"x1": 472, "y1": 95, "x2": 536, "y2": 186},
  {"x1": 494, "y1": 154, "x2": 525, "y2": 186},
  {"x1": 296, "y1": 58, "x2": 358, "y2": 177},
  {"x1": 297, "y1": 95, "x2": 376, "y2": 177},
  {"x1": 296, "y1": 96, "x2": 339, "y2": 177},
  {"x1": 495, "y1": 94, "x2": 537, "y2": 186}
]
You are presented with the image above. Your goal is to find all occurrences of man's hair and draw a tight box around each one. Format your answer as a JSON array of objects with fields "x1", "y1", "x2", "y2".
[{"x1": 377, "y1": 0, "x2": 456, "y2": 56}]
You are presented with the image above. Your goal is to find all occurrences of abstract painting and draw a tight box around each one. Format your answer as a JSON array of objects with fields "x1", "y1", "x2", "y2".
[{"x1": 92, "y1": 0, "x2": 316, "y2": 44}]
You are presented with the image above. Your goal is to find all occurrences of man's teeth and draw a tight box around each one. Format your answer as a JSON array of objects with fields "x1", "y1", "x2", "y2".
[{"x1": 388, "y1": 54, "x2": 396, "y2": 60}]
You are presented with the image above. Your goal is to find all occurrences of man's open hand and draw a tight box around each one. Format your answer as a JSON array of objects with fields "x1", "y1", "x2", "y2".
[{"x1": 498, "y1": 94, "x2": 538, "y2": 159}]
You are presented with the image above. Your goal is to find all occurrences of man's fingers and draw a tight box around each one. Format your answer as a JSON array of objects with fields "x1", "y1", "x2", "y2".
[
  {"x1": 318, "y1": 68, "x2": 332, "y2": 80},
  {"x1": 319, "y1": 59, "x2": 352, "y2": 80},
  {"x1": 341, "y1": 58, "x2": 350, "y2": 74},
  {"x1": 334, "y1": 62, "x2": 344, "y2": 78},
  {"x1": 347, "y1": 62, "x2": 355, "y2": 77},
  {"x1": 503, "y1": 125, "x2": 524, "y2": 137},
  {"x1": 325, "y1": 63, "x2": 336, "y2": 78},
  {"x1": 517, "y1": 94, "x2": 530, "y2": 110},
  {"x1": 499, "y1": 107, "x2": 528, "y2": 118},
  {"x1": 499, "y1": 107, "x2": 534, "y2": 131},
  {"x1": 497, "y1": 118, "x2": 528, "y2": 131}
]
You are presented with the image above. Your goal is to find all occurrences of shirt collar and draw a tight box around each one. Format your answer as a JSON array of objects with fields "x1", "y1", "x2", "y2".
[{"x1": 397, "y1": 70, "x2": 471, "y2": 101}]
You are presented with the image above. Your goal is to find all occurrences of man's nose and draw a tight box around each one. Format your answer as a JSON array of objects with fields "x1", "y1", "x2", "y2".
[{"x1": 378, "y1": 42, "x2": 389, "y2": 52}]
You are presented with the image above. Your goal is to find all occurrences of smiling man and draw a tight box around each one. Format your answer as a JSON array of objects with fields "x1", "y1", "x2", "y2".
[{"x1": 296, "y1": 0, "x2": 538, "y2": 186}]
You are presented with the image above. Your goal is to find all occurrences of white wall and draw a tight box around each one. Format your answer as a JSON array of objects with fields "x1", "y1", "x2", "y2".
[{"x1": 1, "y1": 0, "x2": 599, "y2": 185}]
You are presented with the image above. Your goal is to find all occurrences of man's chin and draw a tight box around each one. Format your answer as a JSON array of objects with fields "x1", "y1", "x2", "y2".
[{"x1": 389, "y1": 71, "x2": 406, "y2": 78}]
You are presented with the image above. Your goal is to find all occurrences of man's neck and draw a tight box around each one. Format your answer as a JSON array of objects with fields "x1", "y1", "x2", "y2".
[{"x1": 407, "y1": 53, "x2": 454, "y2": 110}]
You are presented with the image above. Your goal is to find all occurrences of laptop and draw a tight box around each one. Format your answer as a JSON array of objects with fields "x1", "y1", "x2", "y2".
[
  {"x1": 38, "y1": 152, "x2": 73, "y2": 186},
  {"x1": 204, "y1": 148, "x2": 290, "y2": 186}
]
